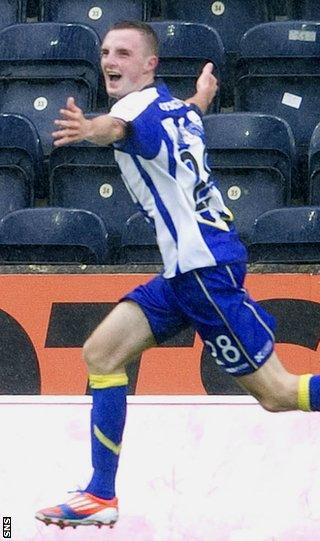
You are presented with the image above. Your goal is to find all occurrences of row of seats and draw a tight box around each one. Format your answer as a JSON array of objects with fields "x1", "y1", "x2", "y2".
[
  {"x1": 4, "y1": 109, "x2": 320, "y2": 232},
  {"x1": 0, "y1": 205, "x2": 319, "y2": 266},
  {"x1": 1, "y1": 2, "x2": 319, "y2": 64},
  {"x1": 0, "y1": 19, "x2": 320, "y2": 197},
  {"x1": 0, "y1": 1, "x2": 149, "y2": 35},
  {"x1": 23, "y1": 0, "x2": 320, "y2": 109},
  {"x1": 120, "y1": 207, "x2": 320, "y2": 266},
  {"x1": 19, "y1": 1, "x2": 320, "y2": 53},
  {"x1": 0, "y1": 111, "x2": 320, "y2": 265}
]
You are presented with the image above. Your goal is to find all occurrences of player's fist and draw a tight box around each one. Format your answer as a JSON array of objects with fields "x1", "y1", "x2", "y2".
[{"x1": 196, "y1": 62, "x2": 219, "y2": 104}]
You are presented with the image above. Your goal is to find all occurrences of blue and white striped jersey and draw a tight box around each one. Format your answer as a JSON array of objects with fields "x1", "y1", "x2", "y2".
[{"x1": 109, "y1": 82, "x2": 247, "y2": 278}]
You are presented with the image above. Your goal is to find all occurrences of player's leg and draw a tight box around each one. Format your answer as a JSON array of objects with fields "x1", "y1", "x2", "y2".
[
  {"x1": 83, "y1": 300, "x2": 156, "y2": 502},
  {"x1": 236, "y1": 350, "x2": 299, "y2": 412},
  {"x1": 198, "y1": 264, "x2": 319, "y2": 413},
  {"x1": 238, "y1": 350, "x2": 320, "y2": 413},
  {"x1": 36, "y1": 275, "x2": 189, "y2": 529},
  {"x1": 193, "y1": 264, "x2": 320, "y2": 413},
  {"x1": 83, "y1": 299, "x2": 156, "y2": 375},
  {"x1": 82, "y1": 276, "x2": 189, "y2": 512},
  {"x1": 168, "y1": 263, "x2": 318, "y2": 413},
  {"x1": 36, "y1": 300, "x2": 156, "y2": 529}
]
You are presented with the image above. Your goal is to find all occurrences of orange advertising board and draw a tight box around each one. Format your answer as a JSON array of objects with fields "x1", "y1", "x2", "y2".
[{"x1": 0, "y1": 272, "x2": 319, "y2": 395}]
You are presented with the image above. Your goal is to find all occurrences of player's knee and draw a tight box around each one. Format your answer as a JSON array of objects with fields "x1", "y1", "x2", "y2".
[{"x1": 83, "y1": 336, "x2": 115, "y2": 374}]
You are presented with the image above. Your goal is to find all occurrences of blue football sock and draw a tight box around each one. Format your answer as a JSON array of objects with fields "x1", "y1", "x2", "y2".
[
  {"x1": 85, "y1": 373, "x2": 128, "y2": 500},
  {"x1": 298, "y1": 374, "x2": 320, "y2": 411}
]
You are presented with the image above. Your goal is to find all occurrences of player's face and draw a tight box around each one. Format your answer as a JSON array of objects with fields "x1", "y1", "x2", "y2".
[{"x1": 101, "y1": 29, "x2": 157, "y2": 99}]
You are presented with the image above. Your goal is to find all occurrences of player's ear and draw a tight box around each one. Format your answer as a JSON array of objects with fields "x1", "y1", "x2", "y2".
[{"x1": 147, "y1": 55, "x2": 158, "y2": 72}]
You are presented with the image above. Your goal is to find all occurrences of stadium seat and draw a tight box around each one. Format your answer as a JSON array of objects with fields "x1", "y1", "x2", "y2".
[
  {"x1": 203, "y1": 112, "x2": 295, "y2": 242},
  {"x1": 164, "y1": 1, "x2": 269, "y2": 58},
  {"x1": 41, "y1": 0, "x2": 148, "y2": 41},
  {"x1": 0, "y1": 207, "x2": 110, "y2": 264},
  {"x1": 163, "y1": 1, "x2": 269, "y2": 105},
  {"x1": 149, "y1": 21, "x2": 225, "y2": 113},
  {"x1": 0, "y1": 23, "x2": 101, "y2": 161},
  {"x1": 49, "y1": 143, "x2": 137, "y2": 256},
  {"x1": 0, "y1": 1, "x2": 27, "y2": 30},
  {"x1": 120, "y1": 212, "x2": 162, "y2": 264},
  {"x1": 308, "y1": 122, "x2": 320, "y2": 204},
  {"x1": 235, "y1": 20, "x2": 320, "y2": 195},
  {"x1": 248, "y1": 206, "x2": 320, "y2": 263},
  {"x1": 0, "y1": 113, "x2": 44, "y2": 215}
]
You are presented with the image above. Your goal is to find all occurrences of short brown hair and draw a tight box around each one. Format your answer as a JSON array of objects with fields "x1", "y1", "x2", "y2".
[{"x1": 107, "y1": 20, "x2": 159, "y2": 56}]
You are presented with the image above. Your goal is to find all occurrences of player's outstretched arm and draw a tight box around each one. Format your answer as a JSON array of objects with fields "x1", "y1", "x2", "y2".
[
  {"x1": 52, "y1": 97, "x2": 126, "y2": 147},
  {"x1": 185, "y1": 62, "x2": 218, "y2": 113}
]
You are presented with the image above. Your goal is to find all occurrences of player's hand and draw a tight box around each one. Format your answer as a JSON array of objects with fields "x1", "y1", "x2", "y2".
[
  {"x1": 196, "y1": 62, "x2": 219, "y2": 104},
  {"x1": 52, "y1": 97, "x2": 92, "y2": 147}
]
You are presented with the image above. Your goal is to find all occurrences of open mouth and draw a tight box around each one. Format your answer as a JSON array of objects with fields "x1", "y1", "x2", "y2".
[{"x1": 108, "y1": 74, "x2": 121, "y2": 82}]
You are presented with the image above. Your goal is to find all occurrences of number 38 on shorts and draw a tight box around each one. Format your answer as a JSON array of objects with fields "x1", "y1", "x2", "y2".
[{"x1": 205, "y1": 335, "x2": 242, "y2": 373}]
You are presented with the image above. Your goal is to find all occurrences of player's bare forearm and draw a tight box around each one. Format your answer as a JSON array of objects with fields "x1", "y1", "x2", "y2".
[
  {"x1": 83, "y1": 114, "x2": 126, "y2": 145},
  {"x1": 185, "y1": 62, "x2": 218, "y2": 113},
  {"x1": 52, "y1": 97, "x2": 126, "y2": 147},
  {"x1": 185, "y1": 91, "x2": 213, "y2": 114}
]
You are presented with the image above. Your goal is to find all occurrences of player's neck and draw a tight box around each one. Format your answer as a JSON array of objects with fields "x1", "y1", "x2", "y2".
[{"x1": 138, "y1": 74, "x2": 155, "y2": 91}]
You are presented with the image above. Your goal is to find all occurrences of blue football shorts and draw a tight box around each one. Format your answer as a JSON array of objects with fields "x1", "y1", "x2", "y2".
[{"x1": 122, "y1": 263, "x2": 276, "y2": 377}]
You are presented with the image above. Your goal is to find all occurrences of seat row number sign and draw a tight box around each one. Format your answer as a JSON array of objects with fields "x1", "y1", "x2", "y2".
[{"x1": 288, "y1": 29, "x2": 316, "y2": 42}]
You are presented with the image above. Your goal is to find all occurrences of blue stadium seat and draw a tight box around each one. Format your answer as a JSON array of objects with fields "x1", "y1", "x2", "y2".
[
  {"x1": 41, "y1": 0, "x2": 148, "y2": 41},
  {"x1": 49, "y1": 143, "x2": 137, "y2": 256},
  {"x1": 0, "y1": 1, "x2": 27, "y2": 30},
  {"x1": 164, "y1": 1, "x2": 269, "y2": 58},
  {"x1": 0, "y1": 23, "x2": 101, "y2": 160},
  {"x1": 248, "y1": 206, "x2": 320, "y2": 263},
  {"x1": 149, "y1": 21, "x2": 225, "y2": 113},
  {"x1": 0, "y1": 207, "x2": 110, "y2": 264},
  {"x1": 120, "y1": 212, "x2": 161, "y2": 264},
  {"x1": 235, "y1": 21, "x2": 320, "y2": 195},
  {"x1": 308, "y1": 121, "x2": 320, "y2": 204},
  {"x1": 0, "y1": 113, "x2": 44, "y2": 214},
  {"x1": 203, "y1": 112, "x2": 295, "y2": 242},
  {"x1": 163, "y1": 1, "x2": 269, "y2": 105}
]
